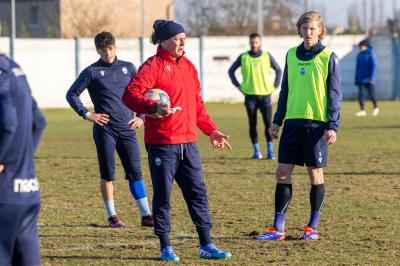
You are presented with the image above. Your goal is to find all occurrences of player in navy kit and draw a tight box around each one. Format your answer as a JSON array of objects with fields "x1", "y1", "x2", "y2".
[
  {"x1": 66, "y1": 32, "x2": 153, "y2": 227},
  {"x1": 0, "y1": 39, "x2": 47, "y2": 265}
]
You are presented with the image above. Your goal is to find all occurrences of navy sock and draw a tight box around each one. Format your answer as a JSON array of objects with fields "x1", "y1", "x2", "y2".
[
  {"x1": 197, "y1": 228, "x2": 212, "y2": 247},
  {"x1": 308, "y1": 184, "x2": 325, "y2": 229},
  {"x1": 273, "y1": 183, "x2": 292, "y2": 231},
  {"x1": 158, "y1": 233, "x2": 171, "y2": 249}
]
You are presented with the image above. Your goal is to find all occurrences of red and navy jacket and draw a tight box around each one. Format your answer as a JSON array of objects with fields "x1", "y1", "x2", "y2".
[{"x1": 123, "y1": 46, "x2": 217, "y2": 144}]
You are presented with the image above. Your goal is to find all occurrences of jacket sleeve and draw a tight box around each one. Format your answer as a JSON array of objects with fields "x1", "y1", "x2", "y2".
[
  {"x1": 228, "y1": 55, "x2": 241, "y2": 88},
  {"x1": 123, "y1": 59, "x2": 158, "y2": 114},
  {"x1": 193, "y1": 67, "x2": 217, "y2": 136},
  {"x1": 327, "y1": 53, "x2": 343, "y2": 131},
  {"x1": 31, "y1": 97, "x2": 46, "y2": 153},
  {"x1": 273, "y1": 55, "x2": 289, "y2": 126},
  {"x1": 0, "y1": 73, "x2": 17, "y2": 162},
  {"x1": 269, "y1": 53, "x2": 282, "y2": 88},
  {"x1": 66, "y1": 67, "x2": 92, "y2": 118}
]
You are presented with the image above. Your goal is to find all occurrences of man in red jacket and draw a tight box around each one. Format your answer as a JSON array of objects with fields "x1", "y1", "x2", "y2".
[{"x1": 123, "y1": 20, "x2": 232, "y2": 261}]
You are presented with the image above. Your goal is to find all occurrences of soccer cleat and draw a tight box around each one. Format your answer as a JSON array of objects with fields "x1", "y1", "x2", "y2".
[
  {"x1": 160, "y1": 246, "x2": 180, "y2": 261},
  {"x1": 141, "y1": 214, "x2": 154, "y2": 227},
  {"x1": 254, "y1": 227, "x2": 285, "y2": 241},
  {"x1": 199, "y1": 243, "x2": 231, "y2": 259},
  {"x1": 301, "y1": 226, "x2": 319, "y2": 240},
  {"x1": 372, "y1": 108, "x2": 379, "y2": 116},
  {"x1": 252, "y1": 152, "x2": 263, "y2": 159},
  {"x1": 355, "y1": 110, "x2": 367, "y2": 117},
  {"x1": 108, "y1": 215, "x2": 125, "y2": 228},
  {"x1": 266, "y1": 152, "x2": 276, "y2": 160}
]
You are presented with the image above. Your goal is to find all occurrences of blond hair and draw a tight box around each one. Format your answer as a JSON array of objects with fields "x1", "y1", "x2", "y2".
[{"x1": 296, "y1": 11, "x2": 326, "y2": 40}]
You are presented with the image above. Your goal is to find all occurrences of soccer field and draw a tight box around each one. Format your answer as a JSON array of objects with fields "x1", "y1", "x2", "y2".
[{"x1": 37, "y1": 101, "x2": 399, "y2": 265}]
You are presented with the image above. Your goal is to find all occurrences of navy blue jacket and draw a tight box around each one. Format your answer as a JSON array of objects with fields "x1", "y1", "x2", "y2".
[
  {"x1": 228, "y1": 50, "x2": 282, "y2": 89},
  {"x1": 0, "y1": 54, "x2": 46, "y2": 204},
  {"x1": 355, "y1": 46, "x2": 377, "y2": 85},
  {"x1": 273, "y1": 42, "x2": 342, "y2": 131},
  {"x1": 66, "y1": 58, "x2": 142, "y2": 127}
]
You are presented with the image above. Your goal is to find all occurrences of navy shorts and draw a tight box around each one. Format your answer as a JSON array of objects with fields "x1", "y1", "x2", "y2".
[
  {"x1": 0, "y1": 203, "x2": 41, "y2": 266},
  {"x1": 93, "y1": 124, "x2": 142, "y2": 181},
  {"x1": 278, "y1": 123, "x2": 328, "y2": 167},
  {"x1": 244, "y1": 95, "x2": 272, "y2": 109}
]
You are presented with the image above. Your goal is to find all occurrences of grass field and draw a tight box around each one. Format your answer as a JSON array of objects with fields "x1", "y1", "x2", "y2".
[{"x1": 37, "y1": 101, "x2": 400, "y2": 265}]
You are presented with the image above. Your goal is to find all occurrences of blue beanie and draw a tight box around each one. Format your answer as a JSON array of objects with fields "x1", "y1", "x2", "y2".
[{"x1": 153, "y1": 20, "x2": 185, "y2": 42}]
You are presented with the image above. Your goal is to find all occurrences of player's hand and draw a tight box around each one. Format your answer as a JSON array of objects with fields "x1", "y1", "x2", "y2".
[
  {"x1": 128, "y1": 117, "x2": 143, "y2": 129},
  {"x1": 0, "y1": 164, "x2": 4, "y2": 173},
  {"x1": 210, "y1": 130, "x2": 232, "y2": 150},
  {"x1": 269, "y1": 124, "x2": 280, "y2": 139},
  {"x1": 86, "y1": 112, "x2": 110, "y2": 126},
  {"x1": 325, "y1": 129, "x2": 337, "y2": 145},
  {"x1": 155, "y1": 101, "x2": 182, "y2": 117}
]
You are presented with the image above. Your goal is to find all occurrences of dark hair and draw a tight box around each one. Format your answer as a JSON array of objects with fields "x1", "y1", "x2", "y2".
[
  {"x1": 150, "y1": 31, "x2": 160, "y2": 45},
  {"x1": 94, "y1": 31, "x2": 115, "y2": 49},
  {"x1": 358, "y1": 40, "x2": 369, "y2": 47},
  {"x1": 249, "y1": 33, "x2": 261, "y2": 39}
]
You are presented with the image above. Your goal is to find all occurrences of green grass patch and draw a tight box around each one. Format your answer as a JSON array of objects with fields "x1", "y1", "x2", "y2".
[{"x1": 37, "y1": 101, "x2": 400, "y2": 265}]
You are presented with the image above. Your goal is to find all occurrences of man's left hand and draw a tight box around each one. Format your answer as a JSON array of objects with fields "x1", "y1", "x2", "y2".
[
  {"x1": 128, "y1": 117, "x2": 144, "y2": 129},
  {"x1": 210, "y1": 130, "x2": 232, "y2": 150},
  {"x1": 325, "y1": 130, "x2": 337, "y2": 145}
]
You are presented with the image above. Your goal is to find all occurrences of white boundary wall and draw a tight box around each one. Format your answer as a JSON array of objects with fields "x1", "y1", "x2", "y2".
[{"x1": 2, "y1": 34, "x2": 391, "y2": 108}]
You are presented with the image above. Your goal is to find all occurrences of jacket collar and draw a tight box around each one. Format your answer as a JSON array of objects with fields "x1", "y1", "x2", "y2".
[{"x1": 156, "y1": 46, "x2": 185, "y2": 62}]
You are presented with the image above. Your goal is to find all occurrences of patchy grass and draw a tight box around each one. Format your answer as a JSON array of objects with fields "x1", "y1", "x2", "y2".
[{"x1": 36, "y1": 101, "x2": 400, "y2": 265}]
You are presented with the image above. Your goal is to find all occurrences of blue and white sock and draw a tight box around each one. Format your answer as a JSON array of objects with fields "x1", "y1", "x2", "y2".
[
  {"x1": 267, "y1": 142, "x2": 274, "y2": 154},
  {"x1": 308, "y1": 211, "x2": 321, "y2": 230},
  {"x1": 253, "y1": 143, "x2": 260, "y2": 154},
  {"x1": 273, "y1": 212, "x2": 286, "y2": 232},
  {"x1": 129, "y1": 179, "x2": 151, "y2": 216},
  {"x1": 104, "y1": 200, "x2": 116, "y2": 218}
]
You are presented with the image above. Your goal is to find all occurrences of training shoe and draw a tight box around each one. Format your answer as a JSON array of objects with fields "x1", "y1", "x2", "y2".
[
  {"x1": 141, "y1": 214, "x2": 154, "y2": 227},
  {"x1": 254, "y1": 227, "x2": 285, "y2": 241},
  {"x1": 301, "y1": 226, "x2": 319, "y2": 240},
  {"x1": 108, "y1": 215, "x2": 125, "y2": 228},
  {"x1": 372, "y1": 108, "x2": 379, "y2": 116},
  {"x1": 355, "y1": 110, "x2": 367, "y2": 117},
  {"x1": 160, "y1": 246, "x2": 179, "y2": 261},
  {"x1": 266, "y1": 152, "x2": 276, "y2": 160},
  {"x1": 199, "y1": 243, "x2": 231, "y2": 259},
  {"x1": 252, "y1": 152, "x2": 263, "y2": 159}
]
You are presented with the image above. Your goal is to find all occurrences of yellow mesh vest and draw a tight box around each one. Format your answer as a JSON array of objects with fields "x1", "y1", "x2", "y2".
[
  {"x1": 240, "y1": 51, "x2": 275, "y2": 95},
  {"x1": 285, "y1": 47, "x2": 332, "y2": 122}
]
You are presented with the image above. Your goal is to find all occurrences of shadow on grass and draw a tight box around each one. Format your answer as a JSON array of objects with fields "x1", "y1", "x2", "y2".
[
  {"x1": 353, "y1": 125, "x2": 400, "y2": 129},
  {"x1": 326, "y1": 171, "x2": 399, "y2": 176},
  {"x1": 38, "y1": 223, "x2": 108, "y2": 228},
  {"x1": 43, "y1": 255, "x2": 159, "y2": 261}
]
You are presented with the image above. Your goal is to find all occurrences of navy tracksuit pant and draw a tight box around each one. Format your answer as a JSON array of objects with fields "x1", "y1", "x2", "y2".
[{"x1": 147, "y1": 142, "x2": 212, "y2": 247}]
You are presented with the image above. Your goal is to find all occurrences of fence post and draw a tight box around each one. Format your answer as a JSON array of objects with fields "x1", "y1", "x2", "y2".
[
  {"x1": 199, "y1": 35, "x2": 205, "y2": 99},
  {"x1": 74, "y1": 37, "x2": 81, "y2": 77},
  {"x1": 140, "y1": 37, "x2": 145, "y2": 64}
]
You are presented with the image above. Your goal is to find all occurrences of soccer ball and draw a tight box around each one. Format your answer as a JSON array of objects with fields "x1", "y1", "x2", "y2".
[{"x1": 144, "y1": 88, "x2": 171, "y2": 118}]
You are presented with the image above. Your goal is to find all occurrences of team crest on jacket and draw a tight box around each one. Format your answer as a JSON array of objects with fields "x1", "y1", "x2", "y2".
[
  {"x1": 100, "y1": 70, "x2": 105, "y2": 76},
  {"x1": 122, "y1": 66, "x2": 128, "y2": 74},
  {"x1": 166, "y1": 65, "x2": 171, "y2": 71},
  {"x1": 300, "y1": 67, "x2": 305, "y2": 76}
]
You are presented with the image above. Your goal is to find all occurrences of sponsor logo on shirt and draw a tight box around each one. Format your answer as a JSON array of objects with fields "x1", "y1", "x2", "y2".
[
  {"x1": 12, "y1": 67, "x2": 25, "y2": 77},
  {"x1": 300, "y1": 67, "x2": 305, "y2": 76},
  {"x1": 122, "y1": 66, "x2": 128, "y2": 74},
  {"x1": 14, "y1": 178, "x2": 40, "y2": 193},
  {"x1": 100, "y1": 70, "x2": 105, "y2": 76},
  {"x1": 166, "y1": 65, "x2": 171, "y2": 71}
]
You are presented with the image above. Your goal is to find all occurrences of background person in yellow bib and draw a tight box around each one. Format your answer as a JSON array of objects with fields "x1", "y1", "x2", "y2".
[
  {"x1": 229, "y1": 33, "x2": 282, "y2": 160},
  {"x1": 254, "y1": 11, "x2": 342, "y2": 241}
]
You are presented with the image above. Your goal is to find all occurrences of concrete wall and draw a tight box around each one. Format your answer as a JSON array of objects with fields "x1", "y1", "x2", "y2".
[{"x1": 1, "y1": 34, "x2": 394, "y2": 108}]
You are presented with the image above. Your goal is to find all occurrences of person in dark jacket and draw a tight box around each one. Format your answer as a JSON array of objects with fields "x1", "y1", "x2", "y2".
[
  {"x1": 228, "y1": 33, "x2": 282, "y2": 160},
  {"x1": 66, "y1": 32, "x2": 154, "y2": 228},
  {"x1": 123, "y1": 20, "x2": 232, "y2": 261},
  {"x1": 355, "y1": 40, "x2": 379, "y2": 116},
  {"x1": 0, "y1": 43, "x2": 46, "y2": 265},
  {"x1": 254, "y1": 11, "x2": 342, "y2": 241}
]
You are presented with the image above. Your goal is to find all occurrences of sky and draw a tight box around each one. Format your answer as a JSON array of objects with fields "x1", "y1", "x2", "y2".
[{"x1": 176, "y1": 0, "x2": 399, "y2": 29}]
